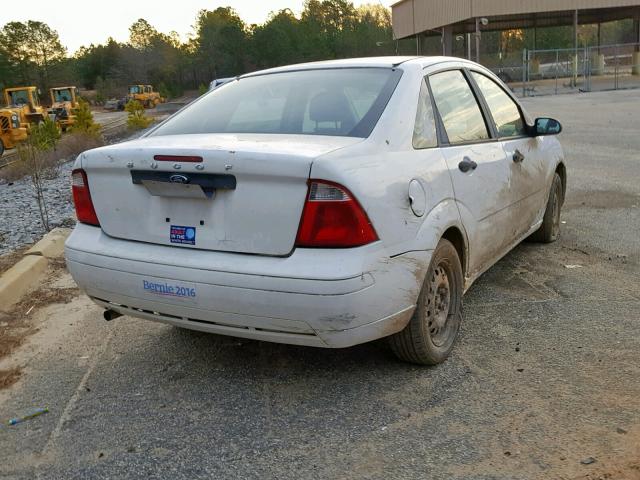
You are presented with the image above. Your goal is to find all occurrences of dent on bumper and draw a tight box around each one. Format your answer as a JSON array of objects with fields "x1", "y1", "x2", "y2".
[{"x1": 65, "y1": 224, "x2": 430, "y2": 348}]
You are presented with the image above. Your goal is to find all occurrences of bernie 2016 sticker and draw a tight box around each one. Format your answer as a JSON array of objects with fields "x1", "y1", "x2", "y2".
[{"x1": 170, "y1": 225, "x2": 196, "y2": 245}]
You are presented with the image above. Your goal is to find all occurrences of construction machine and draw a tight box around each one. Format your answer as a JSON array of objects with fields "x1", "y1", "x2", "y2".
[
  {"x1": 0, "y1": 109, "x2": 28, "y2": 156},
  {"x1": 49, "y1": 86, "x2": 79, "y2": 131},
  {"x1": 3, "y1": 86, "x2": 48, "y2": 128},
  {"x1": 127, "y1": 84, "x2": 165, "y2": 108}
]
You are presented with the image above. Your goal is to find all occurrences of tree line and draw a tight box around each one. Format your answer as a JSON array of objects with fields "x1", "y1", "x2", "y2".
[
  {"x1": 0, "y1": 0, "x2": 635, "y2": 101},
  {"x1": 0, "y1": 1, "x2": 397, "y2": 100}
]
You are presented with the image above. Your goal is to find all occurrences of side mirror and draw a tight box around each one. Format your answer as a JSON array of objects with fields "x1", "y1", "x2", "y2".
[{"x1": 533, "y1": 117, "x2": 562, "y2": 136}]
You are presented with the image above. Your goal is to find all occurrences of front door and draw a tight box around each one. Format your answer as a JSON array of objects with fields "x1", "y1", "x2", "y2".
[{"x1": 469, "y1": 71, "x2": 548, "y2": 237}]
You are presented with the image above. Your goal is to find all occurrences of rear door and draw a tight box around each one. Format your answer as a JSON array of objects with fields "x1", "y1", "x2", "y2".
[
  {"x1": 468, "y1": 71, "x2": 547, "y2": 235},
  {"x1": 428, "y1": 69, "x2": 518, "y2": 277}
]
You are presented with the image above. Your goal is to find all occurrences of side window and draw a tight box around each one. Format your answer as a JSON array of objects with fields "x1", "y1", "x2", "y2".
[
  {"x1": 471, "y1": 72, "x2": 525, "y2": 138},
  {"x1": 428, "y1": 70, "x2": 489, "y2": 144},
  {"x1": 413, "y1": 78, "x2": 438, "y2": 149}
]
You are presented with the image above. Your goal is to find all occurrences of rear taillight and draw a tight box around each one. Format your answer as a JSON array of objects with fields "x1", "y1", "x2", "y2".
[
  {"x1": 71, "y1": 169, "x2": 100, "y2": 226},
  {"x1": 295, "y1": 180, "x2": 378, "y2": 248}
]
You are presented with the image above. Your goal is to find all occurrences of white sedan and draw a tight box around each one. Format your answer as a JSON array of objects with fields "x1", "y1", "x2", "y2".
[{"x1": 66, "y1": 56, "x2": 565, "y2": 365}]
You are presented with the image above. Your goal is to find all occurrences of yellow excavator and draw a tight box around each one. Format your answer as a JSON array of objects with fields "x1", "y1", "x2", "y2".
[
  {"x1": 49, "y1": 86, "x2": 79, "y2": 131},
  {"x1": 3, "y1": 86, "x2": 48, "y2": 128},
  {"x1": 127, "y1": 84, "x2": 165, "y2": 108},
  {"x1": 0, "y1": 109, "x2": 28, "y2": 156}
]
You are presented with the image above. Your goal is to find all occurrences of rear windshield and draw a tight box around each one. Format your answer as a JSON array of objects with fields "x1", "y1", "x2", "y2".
[{"x1": 150, "y1": 68, "x2": 402, "y2": 138}]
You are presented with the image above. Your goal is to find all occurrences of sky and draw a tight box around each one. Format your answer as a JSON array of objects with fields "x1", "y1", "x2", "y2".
[{"x1": 1, "y1": 0, "x2": 393, "y2": 55}]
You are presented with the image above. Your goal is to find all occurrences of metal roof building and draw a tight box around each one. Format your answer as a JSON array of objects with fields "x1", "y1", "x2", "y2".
[{"x1": 391, "y1": 0, "x2": 640, "y2": 55}]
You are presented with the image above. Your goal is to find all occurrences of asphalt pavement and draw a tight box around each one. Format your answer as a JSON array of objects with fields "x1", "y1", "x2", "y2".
[{"x1": 0, "y1": 89, "x2": 639, "y2": 480}]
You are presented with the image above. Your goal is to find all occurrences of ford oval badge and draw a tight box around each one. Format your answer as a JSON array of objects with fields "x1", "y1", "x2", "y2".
[{"x1": 169, "y1": 174, "x2": 189, "y2": 184}]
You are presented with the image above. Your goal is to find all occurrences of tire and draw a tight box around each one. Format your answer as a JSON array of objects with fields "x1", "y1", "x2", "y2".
[
  {"x1": 389, "y1": 239, "x2": 463, "y2": 365},
  {"x1": 528, "y1": 173, "x2": 563, "y2": 243},
  {"x1": 0, "y1": 140, "x2": 5, "y2": 156}
]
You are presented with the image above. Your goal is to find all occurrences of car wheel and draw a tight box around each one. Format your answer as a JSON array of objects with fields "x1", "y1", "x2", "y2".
[
  {"x1": 528, "y1": 173, "x2": 563, "y2": 243},
  {"x1": 389, "y1": 239, "x2": 463, "y2": 365},
  {"x1": 0, "y1": 140, "x2": 5, "y2": 156}
]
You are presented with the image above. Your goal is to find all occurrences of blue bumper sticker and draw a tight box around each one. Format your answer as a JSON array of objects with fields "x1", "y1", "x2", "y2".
[
  {"x1": 143, "y1": 280, "x2": 197, "y2": 299},
  {"x1": 170, "y1": 225, "x2": 196, "y2": 245}
]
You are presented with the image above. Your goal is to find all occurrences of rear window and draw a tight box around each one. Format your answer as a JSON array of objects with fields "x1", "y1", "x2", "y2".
[{"x1": 150, "y1": 68, "x2": 402, "y2": 138}]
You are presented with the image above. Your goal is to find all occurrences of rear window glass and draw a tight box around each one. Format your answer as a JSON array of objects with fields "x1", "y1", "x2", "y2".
[{"x1": 150, "y1": 68, "x2": 401, "y2": 138}]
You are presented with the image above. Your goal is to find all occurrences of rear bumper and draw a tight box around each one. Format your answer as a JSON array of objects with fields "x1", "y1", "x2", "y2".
[{"x1": 65, "y1": 224, "x2": 431, "y2": 348}]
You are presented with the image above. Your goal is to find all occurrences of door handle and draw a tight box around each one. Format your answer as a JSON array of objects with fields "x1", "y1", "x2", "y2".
[
  {"x1": 458, "y1": 157, "x2": 478, "y2": 173},
  {"x1": 513, "y1": 149, "x2": 525, "y2": 163}
]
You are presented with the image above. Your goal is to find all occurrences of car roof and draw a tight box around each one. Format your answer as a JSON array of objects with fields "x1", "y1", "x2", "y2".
[{"x1": 240, "y1": 56, "x2": 474, "y2": 78}]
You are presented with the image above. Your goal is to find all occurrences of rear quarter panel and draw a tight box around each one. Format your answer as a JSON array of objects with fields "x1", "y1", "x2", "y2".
[{"x1": 312, "y1": 64, "x2": 463, "y2": 258}]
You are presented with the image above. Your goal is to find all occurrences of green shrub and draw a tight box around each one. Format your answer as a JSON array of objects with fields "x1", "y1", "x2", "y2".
[
  {"x1": 31, "y1": 117, "x2": 61, "y2": 151},
  {"x1": 125, "y1": 100, "x2": 153, "y2": 129},
  {"x1": 71, "y1": 99, "x2": 101, "y2": 136},
  {"x1": 198, "y1": 83, "x2": 208, "y2": 96}
]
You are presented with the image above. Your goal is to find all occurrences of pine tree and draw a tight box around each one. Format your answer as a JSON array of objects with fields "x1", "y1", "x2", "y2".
[
  {"x1": 71, "y1": 99, "x2": 101, "y2": 136},
  {"x1": 125, "y1": 100, "x2": 152, "y2": 129}
]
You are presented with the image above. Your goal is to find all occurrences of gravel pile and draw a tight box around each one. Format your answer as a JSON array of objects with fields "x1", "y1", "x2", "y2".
[{"x1": 0, "y1": 161, "x2": 76, "y2": 256}]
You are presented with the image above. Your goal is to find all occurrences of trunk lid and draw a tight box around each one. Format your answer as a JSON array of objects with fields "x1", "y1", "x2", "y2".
[{"x1": 83, "y1": 133, "x2": 361, "y2": 256}]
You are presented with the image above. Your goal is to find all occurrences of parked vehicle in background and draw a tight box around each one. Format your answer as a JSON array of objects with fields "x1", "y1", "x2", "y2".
[
  {"x1": 127, "y1": 85, "x2": 165, "y2": 108},
  {"x1": 209, "y1": 77, "x2": 234, "y2": 91},
  {"x1": 3, "y1": 86, "x2": 47, "y2": 127},
  {"x1": 49, "y1": 86, "x2": 80, "y2": 131},
  {"x1": 66, "y1": 57, "x2": 565, "y2": 365},
  {"x1": 104, "y1": 97, "x2": 127, "y2": 111},
  {"x1": 0, "y1": 109, "x2": 27, "y2": 155}
]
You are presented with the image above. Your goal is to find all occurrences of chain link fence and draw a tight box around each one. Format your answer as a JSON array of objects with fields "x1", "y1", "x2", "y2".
[{"x1": 517, "y1": 43, "x2": 640, "y2": 96}]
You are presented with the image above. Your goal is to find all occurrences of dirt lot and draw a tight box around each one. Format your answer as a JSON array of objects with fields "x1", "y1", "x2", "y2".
[{"x1": 0, "y1": 89, "x2": 638, "y2": 480}]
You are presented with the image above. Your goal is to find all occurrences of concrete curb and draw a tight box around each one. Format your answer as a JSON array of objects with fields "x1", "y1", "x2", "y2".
[
  {"x1": 25, "y1": 227, "x2": 72, "y2": 259},
  {"x1": 0, "y1": 256, "x2": 48, "y2": 312},
  {"x1": 0, "y1": 228, "x2": 71, "y2": 312}
]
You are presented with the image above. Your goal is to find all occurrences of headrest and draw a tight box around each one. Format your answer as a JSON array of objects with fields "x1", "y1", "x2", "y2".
[{"x1": 309, "y1": 91, "x2": 352, "y2": 124}]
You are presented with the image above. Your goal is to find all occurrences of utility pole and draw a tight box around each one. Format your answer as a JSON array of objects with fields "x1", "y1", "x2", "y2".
[
  {"x1": 475, "y1": 18, "x2": 481, "y2": 63},
  {"x1": 573, "y1": 9, "x2": 579, "y2": 87},
  {"x1": 474, "y1": 18, "x2": 488, "y2": 63}
]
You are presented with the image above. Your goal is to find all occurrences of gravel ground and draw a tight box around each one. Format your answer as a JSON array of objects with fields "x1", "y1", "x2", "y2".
[
  {"x1": 0, "y1": 162, "x2": 76, "y2": 256},
  {"x1": 0, "y1": 90, "x2": 639, "y2": 480}
]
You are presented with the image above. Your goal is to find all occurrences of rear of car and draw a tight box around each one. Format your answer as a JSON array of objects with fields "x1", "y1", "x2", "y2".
[{"x1": 65, "y1": 63, "x2": 426, "y2": 348}]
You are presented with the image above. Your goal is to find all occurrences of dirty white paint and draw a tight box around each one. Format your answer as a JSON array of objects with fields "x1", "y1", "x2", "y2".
[{"x1": 66, "y1": 57, "x2": 564, "y2": 348}]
